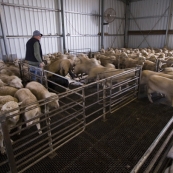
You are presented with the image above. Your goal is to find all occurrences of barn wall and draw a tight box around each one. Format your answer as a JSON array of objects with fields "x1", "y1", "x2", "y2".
[
  {"x1": 103, "y1": 0, "x2": 125, "y2": 49},
  {"x1": 128, "y1": 0, "x2": 171, "y2": 49},
  {"x1": 0, "y1": 0, "x2": 62, "y2": 59},
  {"x1": 0, "y1": 0, "x2": 126, "y2": 59},
  {"x1": 1, "y1": 0, "x2": 173, "y2": 59},
  {"x1": 64, "y1": 0, "x2": 125, "y2": 52},
  {"x1": 64, "y1": 0, "x2": 100, "y2": 53}
]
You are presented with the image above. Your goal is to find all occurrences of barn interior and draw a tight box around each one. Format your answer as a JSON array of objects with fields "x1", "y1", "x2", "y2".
[{"x1": 0, "y1": 0, "x2": 173, "y2": 173}]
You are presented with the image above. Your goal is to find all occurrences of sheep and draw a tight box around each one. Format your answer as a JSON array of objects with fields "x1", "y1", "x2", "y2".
[
  {"x1": 146, "y1": 75, "x2": 173, "y2": 106},
  {"x1": 0, "y1": 101, "x2": 21, "y2": 154},
  {"x1": 140, "y1": 70, "x2": 173, "y2": 85},
  {"x1": 25, "y1": 81, "x2": 59, "y2": 112},
  {"x1": 85, "y1": 66, "x2": 135, "y2": 87},
  {"x1": 142, "y1": 60, "x2": 157, "y2": 71},
  {"x1": 59, "y1": 56, "x2": 76, "y2": 79},
  {"x1": 9, "y1": 65, "x2": 20, "y2": 76},
  {"x1": 0, "y1": 79, "x2": 7, "y2": 87},
  {"x1": 0, "y1": 74, "x2": 23, "y2": 88},
  {"x1": 0, "y1": 86, "x2": 18, "y2": 96},
  {"x1": 14, "y1": 88, "x2": 42, "y2": 134},
  {"x1": 74, "y1": 55, "x2": 102, "y2": 77},
  {"x1": 44, "y1": 59, "x2": 63, "y2": 77},
  {"x1": 162, "y1": 57, "x2": 173, "y2": 68},
  {"x1": 0, "y1": 95, "x2": 18, "y2": 109},
  {"x1": 123, "y1": 56, "x2": 145, "y2": 68},
  {"x1": 147, "y1": 55, "x2": 157, "y2": 63},
  {"x1": 96, "y1": 55, "x2": 116, "y2": 68}
]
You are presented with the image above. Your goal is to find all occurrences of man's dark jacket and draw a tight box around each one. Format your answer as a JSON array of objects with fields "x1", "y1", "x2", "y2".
[{"x1": 25, "y1": 37, "x2": 43, "y2": 62}]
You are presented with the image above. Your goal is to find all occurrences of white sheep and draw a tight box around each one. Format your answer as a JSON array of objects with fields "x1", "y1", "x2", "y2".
[
  {"x1": 86, "y1": 66, "x2": 134, "y2": 87},
  {"x1": 142, "y1": 60, "x2": 157, "y2": 71},
  {"x1": 0, "y1": 74, "x2": 23, "y2": 88},
  {"x1": 0, "y1": 79, "x2": 7, "y2": 87},
  {"x1": 0, "y1": 101, "x2": 21, "y2": 154},
  {"x1": 14, "y1": 88, "x2": 42, "y2": 134},
  {"x1": 74, "y1": 55, "x2": 102, "y2": 77},
  {"x1": 147, "y1": 75, "x2": 173, "y2": 106},
  {"x1": 25, "y1": 81, "x2": 59, "y2": 112},
  {"x1": 0, "y1": 86, "x2": 18, "y2": 96},
  {"x1": 123, "y1": 56, "x2": 145, "y2": 68},
  {"x1": 0, "y1": 95, "x2": 18, "y2": 108},
  {"x1": 140, "y1": 70, "x2": 173, "y2": 85}
]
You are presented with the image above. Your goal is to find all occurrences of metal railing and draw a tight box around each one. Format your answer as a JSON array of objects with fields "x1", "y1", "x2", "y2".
[
  {"x1": 131, "y1": 116, "x2": 173, "y2": 173},
  {"x1": 0, "y1": 61, "x2": 141, "y2": 173}
]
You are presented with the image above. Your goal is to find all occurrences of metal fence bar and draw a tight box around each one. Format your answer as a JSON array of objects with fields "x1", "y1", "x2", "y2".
[
  {"x1": 1, "y1": 2, "x2": 61, "y2": 12},
  {"x1": 131, "y1": 116, "x2": 173, "y2": 173},
  {"x1": 0, "y1": 61, "x2": 141, "y2": 172},
  {"x1": 144, "y1": 130, "x2": 173, "y2": 173},
  {"x1": 0, "y1": 114, "x2": 17, "y2": 173}
]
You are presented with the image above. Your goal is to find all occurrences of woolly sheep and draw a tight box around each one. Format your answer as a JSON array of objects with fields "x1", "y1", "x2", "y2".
[
  {"x1": 147, "y1": 75, "x2": 173, "y2": 106},
  {"x1": 14, "y1": 88, "x2": 42, "y2": 134},
  {"x1": 25, "y1": 81, "x2": 59, "y2": 112},
  {"x1": 0, "y1": 74, "x2": 23, "y2": 88},
  {"x1": 0, "y1": 95, "x2": 18, "y2": 108},
  {"x1": 74, "y1": 55, "x2": 102, "y2": 77},
  {"x1": 0, "y1": 101, "x2": 21, "y2": 154},
  {"x1": 0, "y1": 79, "x2": 7, "y2": 87},
  {"x1": 0, "y1": 86, "x2": 18, "y2": 96}
]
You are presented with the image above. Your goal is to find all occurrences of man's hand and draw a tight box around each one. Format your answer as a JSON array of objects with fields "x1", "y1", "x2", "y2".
[{"x1": 40, "y1": 62, "x2": 45, "y2": 68}]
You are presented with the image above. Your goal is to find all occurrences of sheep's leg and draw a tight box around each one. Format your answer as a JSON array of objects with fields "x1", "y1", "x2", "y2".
[
  {"x1": 36, "y1": 123, "x2": 42, "y2": 135},
  {"x1": 0, "y1": 134, "x2": 5, "y2": 154},
  {"x1": 69, "y1": 70, "x2": 75, "y2": 79},
  {"x1": 18, "y1": 125, "x2": 22, "y2": 135},
  {"x1": 147, "y1": 88, "x2": 153, "y2": 103},
  {"x1": 1, "y1": 146, "x2": 5, "y2": 154}
]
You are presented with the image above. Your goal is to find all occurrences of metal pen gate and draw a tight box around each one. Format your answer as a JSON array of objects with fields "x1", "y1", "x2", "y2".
[{"x1": 0, "y1": 62, "x2": 141, "y2": 173}]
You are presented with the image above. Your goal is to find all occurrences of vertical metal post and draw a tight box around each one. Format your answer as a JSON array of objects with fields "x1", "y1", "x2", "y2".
[
  {"x1": 44, "y1": 105, "x2": 53, "y2": 152},
  {"x1": 136, "y1": 66, "x2": 142, "y2": 99},
  {"x1": 164, "y1": 0, "x2": 173, "y2": 47},
  {"x1": 0, "y1": 3, "x2": 9, "y2": 57},
  {"x1": 60, "y1": 0, "x2": 66, "y2": 53},
  {"x1": 124, "y1": 0, "x2": 130, "y2": 48},
  {"x1": 0, "y1": 115, "x2": 17, "y2": 173},
  {"x1": 82, "y1": 88, "x2": 86, "y2": 128},
  {"x1": 101, "y1": 0, "x2": 104, "y2": 49},
  {"x1": 102, "y1": 80, "x2": 106, "y2": 122}
]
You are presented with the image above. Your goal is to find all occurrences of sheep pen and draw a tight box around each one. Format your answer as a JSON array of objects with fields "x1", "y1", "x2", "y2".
[{"x1": 0, "y1": 48, "x2": 173, "y2": 173}]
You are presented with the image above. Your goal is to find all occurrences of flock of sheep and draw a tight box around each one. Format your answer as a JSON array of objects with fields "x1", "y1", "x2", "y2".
[
  {"x1": 0, "y1": 60, "x2": 59, "y2": 154},
  {"x1": 0, "y1": 46, "x2": 173, "y2": 155}
]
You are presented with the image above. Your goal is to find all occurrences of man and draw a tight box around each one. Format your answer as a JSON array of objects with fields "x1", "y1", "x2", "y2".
[{"x1": 25, "y1": 30, "x2": 45, "y2": 82}]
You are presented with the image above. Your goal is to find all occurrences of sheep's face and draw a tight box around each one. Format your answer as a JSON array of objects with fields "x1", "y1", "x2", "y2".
[
  {"x1": 10, "y1": 78, "x2": 23, "y2": 89},
  {"x1": 1, "y1": 101, "x2": 20, "y2": 123},
  {"x1": 49, "y1": 100, "x2": 59, "y2": 110},
  {"x1": 47, "y1": 93, "x2": 59, "y2": 110}
]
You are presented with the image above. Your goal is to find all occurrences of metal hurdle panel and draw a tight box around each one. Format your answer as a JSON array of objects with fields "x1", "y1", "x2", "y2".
[
  {"x1": 131, "y1": 116, "x2": 173, "y2": 173},
  {"x1": 0, "y1": 86, "x2": 85, "y2": 173},
  {"x1": 96, "y1": 66, "x2": 142, "y2": 114},
  {"x1": 68, "y1": 48, "x2": 92, "y2": 58},
  {"x1": 0, "y1": 61, "x2": 142, "y2": 172}
]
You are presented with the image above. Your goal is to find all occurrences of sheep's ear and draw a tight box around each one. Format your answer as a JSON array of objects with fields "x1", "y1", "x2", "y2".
[{"x1": 18, "y1": 102, "x2": 22, "y2": 106}]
